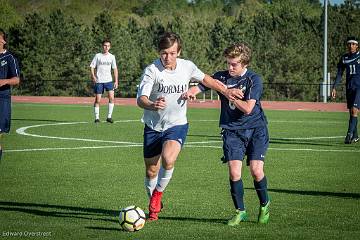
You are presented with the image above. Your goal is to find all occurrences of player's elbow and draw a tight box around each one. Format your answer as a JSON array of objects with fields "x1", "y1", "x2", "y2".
[
  {"x1": 243, "y1": 109, "x2": 252, "y2": 115},
  {"x1": 243, "y1": 105, "x2": 254, "y2": 115},
  {"x1": 136, "y1": 96, "x2": 147, "y2": 109},
  {"x1": 136, "y1": 98, "x2": 143, "y2": 108}
]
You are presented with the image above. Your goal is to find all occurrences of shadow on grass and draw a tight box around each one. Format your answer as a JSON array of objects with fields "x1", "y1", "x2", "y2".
[
  {"x1": 187, "y1": 134, "x2": 221, "y2": 140},
  {"x1": 269, "y1": 138, "x2": 338, "y2": 147},
  {"x1": 158, "y1": 216, "x2": 227, "y2": 224},
  {"x1": 85, "y1": 226, "x2": 121, "y2": 232},
  {"x1": 0, "y1": 201, "x2": 118, "y2": 223},
  {"x1": 0, "y1": 201, "x2": 230, "y2": 226},
  {"x1": 12, "y1": 118, "x2": 71, "y2": 123},
  {"x1": 244, "y1": 188, "x2": 360, "y2": 199}
]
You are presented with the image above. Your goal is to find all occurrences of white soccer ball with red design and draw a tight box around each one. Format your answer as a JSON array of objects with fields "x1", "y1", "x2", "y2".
[{"x1": 119, "y1": 206, "x2": 146, "y2": 232}]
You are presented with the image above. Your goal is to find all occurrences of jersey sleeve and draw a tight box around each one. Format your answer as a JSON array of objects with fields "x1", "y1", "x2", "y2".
[
  {"x1": 89, "y1": 54, "x2": 97, "y2": 68},
  {"x1": 111, "y1": 55, "x2": 117, "y2": 69},
  {"x1": 8, "y1": 54, "x2": 20, "y2": 78},
  {"x1": 137, "y1": 66, "x2": 155, "y2": 98},
  {"x1": 244, "y1": 75, "x2": 263, "y2": 101},
  {"x1": 189, "y1": 61, "x2": 205, "y2": 83}
]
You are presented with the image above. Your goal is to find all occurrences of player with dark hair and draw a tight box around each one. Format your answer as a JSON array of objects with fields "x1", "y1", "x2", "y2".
[
  {"x1": 137, "y1": 32, "x2": 241, "y2": 221},
  {"x1": 0, "y1": 29, "x2": 21, "y2": 162},
  {"x1": 184, "y1": 42, "x2": 270, "y2": 225},
  {"x1": 90, "y1": 39, "x2": 118, "y2": 123},
  {"x1": 332, "y1": 36, "x2": 360, "y2": 144}
]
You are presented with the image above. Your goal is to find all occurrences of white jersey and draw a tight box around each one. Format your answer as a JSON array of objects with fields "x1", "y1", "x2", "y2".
[
  {"x1": 90, "y1": 53, "x2": 117, "y2": 83},
  {"x1": 137, "y1": 58, "x2": 205, "y2": 132}
]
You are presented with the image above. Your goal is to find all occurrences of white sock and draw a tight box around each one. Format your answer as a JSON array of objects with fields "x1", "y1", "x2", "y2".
[
  {"x1": 156, "y1": 166, "x2": 174, "y2": 192},
  {"x1": 108, "y1": 103, "x2": 114, "y2": 118},
  {"x1": 145, "y1": 176, "x2": 158, "y2": 198},
  {"x1": 94, "y1": 106, "x2": 100, "y2": 119}
]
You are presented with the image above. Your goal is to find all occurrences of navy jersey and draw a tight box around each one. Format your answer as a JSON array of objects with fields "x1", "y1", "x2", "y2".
[
  {"x1": 333, "y1": 51, "x2": 360, "y2": 90},
  {"x1": 200, "y1": 69, "x2": 267, "y2": 130},
  {"x1": 0, "y1": 50, "x2": 20, "y2": 97}
]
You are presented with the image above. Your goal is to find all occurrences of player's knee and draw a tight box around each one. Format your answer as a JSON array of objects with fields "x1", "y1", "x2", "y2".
[
  {"x1": 146, "y1": 168, "x2": 158, "y2": 178},
  {"x1": 250, "y1": 168, "x2": 264, "y2": 181},
  {"x1": 229, "y1": 170, "x2": 241, "y2": 181}
]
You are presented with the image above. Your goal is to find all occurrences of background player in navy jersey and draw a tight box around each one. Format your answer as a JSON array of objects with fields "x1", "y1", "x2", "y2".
[
  {"x1": 90, "y1": 39, "x2": 118, "y2": 123},
  {"x1": 332, "y1": 36, "x2": 360, "y2": 144},
  {"x1": 0, "y1": 29, "x2": 20, "y2": 162},
  {"x1": 184, "y1": 42, "x2": 270, "y2": 225},
  {"x1": 137, "y1": 32, "x2": 241, "y2": 221}
]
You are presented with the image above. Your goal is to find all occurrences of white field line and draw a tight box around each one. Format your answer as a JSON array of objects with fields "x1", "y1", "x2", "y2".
[{"x1": 11, "y1": 121, "x2": 357, "y2": 153}]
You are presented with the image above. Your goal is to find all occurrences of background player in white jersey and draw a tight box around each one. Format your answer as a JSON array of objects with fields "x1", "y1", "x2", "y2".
[
  {"x1": 332, "y1": 36, "x2": 360, "y2": 144},
  {"x1": 137, "y1": 32, "x2": 241, "y2": 221},
  {"x1": 0, "y1": 29, "x2": 20, "y2": 162},
  {"x1": 184, "y1": 42, "x2": 270, "y2": 225},
  {"x1": 90, "y1": 39, "x2": 118, "y2": 123}
]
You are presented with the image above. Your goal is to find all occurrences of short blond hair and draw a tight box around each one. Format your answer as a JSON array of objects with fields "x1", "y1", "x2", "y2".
[{"x1": 223, "y1": 42, "x2": 251, "y2": 65}]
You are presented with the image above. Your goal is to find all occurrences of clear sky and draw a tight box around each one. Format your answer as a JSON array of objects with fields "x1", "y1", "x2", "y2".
[{"x1": 328, "y1": 0, "x2": 345, "y2": 4}]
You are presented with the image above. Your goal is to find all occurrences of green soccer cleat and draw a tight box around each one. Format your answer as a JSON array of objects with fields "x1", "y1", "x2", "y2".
[
  {"x1": 227, "y1": 210, "x2": 248, "y2": 226},
  {"x1": 258, "y1": 199, "x2": 270, "y2": 224}
]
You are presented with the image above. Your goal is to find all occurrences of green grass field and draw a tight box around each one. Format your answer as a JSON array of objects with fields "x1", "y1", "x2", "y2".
[{"x1": 1, "y1": 103, "x2": 359, "y2": 239}]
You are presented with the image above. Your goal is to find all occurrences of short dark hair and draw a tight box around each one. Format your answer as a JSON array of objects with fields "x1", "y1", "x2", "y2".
[
  {"x1": 158, "y1": 32, "x2": 182, "y2": 52},
  {"x1": 102, "y1": 39, "x2": 111, "y2": 45},
  {"x1": 0, "y1": 28, "x2": 7, "y2": 49}
]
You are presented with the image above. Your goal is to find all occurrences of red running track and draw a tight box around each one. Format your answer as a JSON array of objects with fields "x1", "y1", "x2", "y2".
[{"x1": 12, "y1": 96, "x2": 348, "y2": 112}]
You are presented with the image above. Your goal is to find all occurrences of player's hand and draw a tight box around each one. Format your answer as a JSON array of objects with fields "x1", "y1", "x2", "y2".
[
  {"x1": 181, "y1": 91, "x2": 196, "y2": 101},
  {"x1": 331, "y1": 89, "x2": 336, "y2": 99},
  {"x1": 225, "y1": 88, "x2": 244, "y2": 101},
  {"x1": 153, "y1": 96, "x2": 166, "y2": 110},
  {"x1": 0, "y1": 80, "x2": 7, "y2": 87},
  {"x1": 114, "y1": 82, "x2": 118, "y2": 89}
]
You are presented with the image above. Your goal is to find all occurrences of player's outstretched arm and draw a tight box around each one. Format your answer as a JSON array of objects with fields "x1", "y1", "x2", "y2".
[
  {"x1": 201, "y1": 74, "x2": 243, "y2": 101},
  {"x1": 0, "y1": 76, "x2": 20, "y2": 87}
]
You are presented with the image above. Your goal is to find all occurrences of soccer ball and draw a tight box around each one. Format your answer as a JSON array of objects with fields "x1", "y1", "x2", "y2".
[{"x1": 119, "y1": 206, "x2": 146, "y2": 232}]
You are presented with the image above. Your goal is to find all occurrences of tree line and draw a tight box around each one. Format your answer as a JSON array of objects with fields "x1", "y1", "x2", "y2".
[{"x1": 3, "y1": 0, "x2": 360, "y2": 100}]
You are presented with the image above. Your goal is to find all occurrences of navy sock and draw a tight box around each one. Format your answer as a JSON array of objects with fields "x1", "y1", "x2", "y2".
[
  {"x1": 348, "y1": 116, "x2": 357, "y2": 136},
  {"x1": 0, "y1": 149, "x2": 2, "y2": 161},
  {"x1": 353, "y1": 117, "x2": 358, "y2": 137},
  {"x1": 254, "y1": 176, "x2": 269, "y2": 206},
  {"x1": 230, "y1": 179, "x2": 245, "y2": 211}
]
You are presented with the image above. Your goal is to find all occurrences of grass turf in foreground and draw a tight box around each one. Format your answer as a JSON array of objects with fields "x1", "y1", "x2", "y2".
[{"x1": 0, "y1": 103, "x2": 359, "y2": 239}]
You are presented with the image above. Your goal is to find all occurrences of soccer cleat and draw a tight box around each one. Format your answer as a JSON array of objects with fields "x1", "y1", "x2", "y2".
[
  {"x1": 351, "y1": 136, "x2": 359, "y2": 143},
  {"x1": 227, "y1": 209, "x2": 248, "y2": 226},
  {"x1": 258, "y1": 199, "x2": 270, "y2": 224},
  {"x1": 106, "y1": 118, "x2": 114, "y2": 123},
  {"x1": 94, "y1": 119, "x2": 100, "y2": 123},
  {"x1": 344, "y1": 133, "x2": 353, "y2": 144},
  {"x1": 148, "y1": 189, "x2": 163, "y2": 221},
  {"x1": 147, "y1": 211, "x2": 159, "y2": 221}
]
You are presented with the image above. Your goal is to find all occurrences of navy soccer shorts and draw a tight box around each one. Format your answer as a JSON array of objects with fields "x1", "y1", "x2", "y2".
[
  {"x1": 0, "y1": 96, "x2": 11, "y2": 133},
  {"x1": 94, "y1": 82, "x2": 114, "y2": 94},
  {"x1": 221, "y1": 125, "x2": 269, "y2": 165},
  {"x1": 346, "y1": 88, "x2": 360, "y2": 109},
  {"x1": 143, "y1": 123, "x2": 189, "y2": 158}
]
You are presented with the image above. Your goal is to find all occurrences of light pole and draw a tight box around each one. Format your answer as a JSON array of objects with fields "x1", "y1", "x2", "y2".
[{"x1": 323, "y1": 0, "x2": 329, "y2": 103}]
